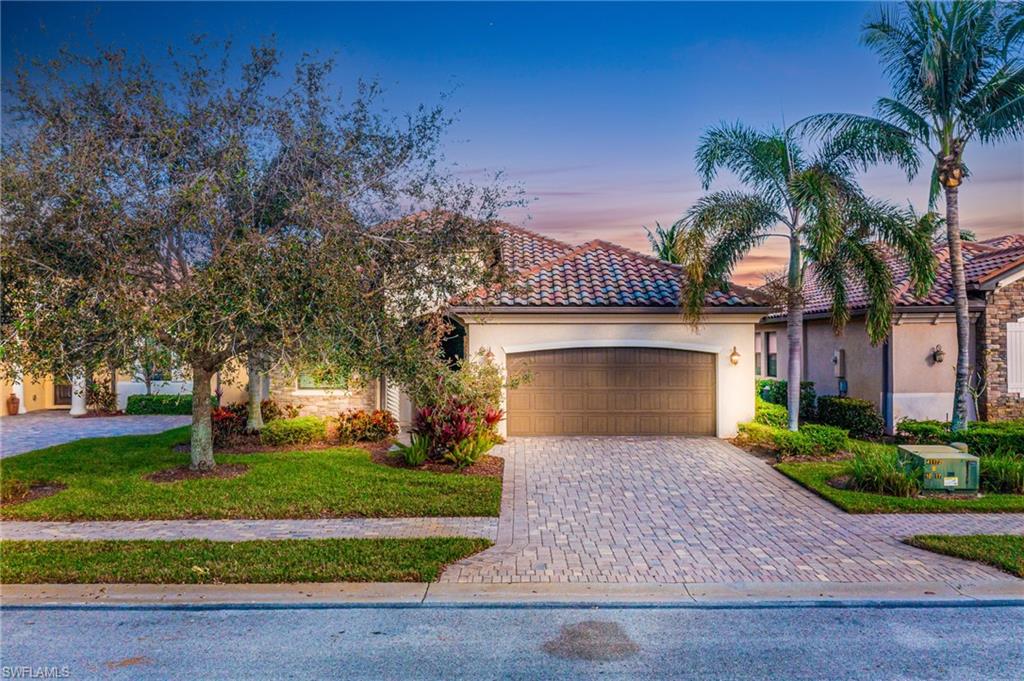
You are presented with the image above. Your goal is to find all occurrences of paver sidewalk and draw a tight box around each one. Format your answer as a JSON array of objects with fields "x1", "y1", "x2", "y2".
[
  {"x1": 1, "y1": 518, "x2": 498, "y2": 541},
  {"x1": 0, "y1": 411, "x2": 190, "y2": 458}
]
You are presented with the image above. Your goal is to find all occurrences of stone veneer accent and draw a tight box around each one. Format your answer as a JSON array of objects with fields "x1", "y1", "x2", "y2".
[
  {"x1": 980, "y1": 277, "x2": 1024, "y2": 421},
  {"x1": 266, "y1": 367, "x2": 378, "y2": 418}
]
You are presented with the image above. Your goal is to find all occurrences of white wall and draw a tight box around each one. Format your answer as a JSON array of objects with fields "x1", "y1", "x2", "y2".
[{"x1": 460, "y1": 312, "x2": 760, "y2": 438}]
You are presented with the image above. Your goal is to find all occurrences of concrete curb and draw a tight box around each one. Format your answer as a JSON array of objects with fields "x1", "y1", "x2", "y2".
[{"x1": 2, "y1": 580, "x2": 1021, "y2": 608}]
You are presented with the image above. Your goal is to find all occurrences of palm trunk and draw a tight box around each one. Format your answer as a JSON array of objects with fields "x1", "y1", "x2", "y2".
[
  {"x1": 190, "y1": 361, "x2": 215, "y2": 470},
  {"x1": 245, "y1": 354, "x2": 264, "y2": 433},
  {"x1": 786, "y1": 236, "x2": 803, "y2": 431},
  {"x1": 945, "y1": 185, "x2": 970, "y2": 431}
]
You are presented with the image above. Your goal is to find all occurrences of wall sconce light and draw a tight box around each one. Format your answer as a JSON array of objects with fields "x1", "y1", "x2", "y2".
[
  {"x1": 931, "y1": 345, "x2": 945, "y2": 364},
  {"x1": 729, "y1": 346, "x2": 741, "y2": 365}
]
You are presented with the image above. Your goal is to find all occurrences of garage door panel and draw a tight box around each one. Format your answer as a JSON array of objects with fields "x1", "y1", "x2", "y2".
[{"x1": 507, "y1": 347, "x2": 716, "y2": 436}]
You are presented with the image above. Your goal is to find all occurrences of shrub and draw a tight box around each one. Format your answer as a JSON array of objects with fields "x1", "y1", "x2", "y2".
[
  {"x1": 737, "y1": 421, "x2": 778, "y2": 447},
  {"x1": 260, "y1": 399, "x2": 300, "y2": 422},
  {"x1": 756, "y1": 379, "x2": 816, "y2": 419},
  {"x1": 800, "y1": 424, "x2": 849, "y2": 454},
  {"x1": 211, "y1": 405, "x2": 247, "y2": 447},
  {"x1": 849, "y1": 449, "x2": 920, "y2": 497},
  {"x1": 815, "y1": 396, "x2": 884, "y2": 439},
  {"x1": 443, "y1": 432, "x2": 495, "y2": 469},
  {"x1": 980, "y1": 451, "x2": 1024, "y2": 494},
  {"x1": 896, "y1": 418, "x2": 1024, "y2": 456},
  {"x1": 394, "y1": 434, "x2": 431, "y2": 467},
  {"x1": 336, "y1": 409, "x2": 399, "y2": 443},
  {"x1": 260, "y1": 416, "x2": 327, "y2": 446},
  {"x1": 86, "y1": 381, "x2": 117, "y2": 413},
  {"x1": 754, "y1": 396, "x2": 788, "y2": 429},
  {"x1": 773, "y1": 429, "x2": 816, "y2": 457},
  {"x1": 126, "y1": 394, "x2": 204, "y2": 415}
]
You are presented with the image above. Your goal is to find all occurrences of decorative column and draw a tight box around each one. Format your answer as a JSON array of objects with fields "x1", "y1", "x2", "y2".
[
  {"x1": 69, "y1": 370, "x2": 87, "y2": 416},
  {"x1": 12, "y1": 369, "x2": 27, "y2": 414}
]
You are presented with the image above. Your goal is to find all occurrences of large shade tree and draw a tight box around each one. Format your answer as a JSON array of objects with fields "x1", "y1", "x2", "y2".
[
  {"x1": 672, "y1": 122, "x2": 936, "y2": 430},
  {"x1": 801, "y1": 0, "x2": 1024, "y2": 430},
  {"x1": 2, "y1": 41, "x2": 513, "y2": 468}
]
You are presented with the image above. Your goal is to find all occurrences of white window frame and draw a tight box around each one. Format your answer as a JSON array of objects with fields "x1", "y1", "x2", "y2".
[{"x1": 1008, "y1": 317, "x2": 1024, "y2": 396}]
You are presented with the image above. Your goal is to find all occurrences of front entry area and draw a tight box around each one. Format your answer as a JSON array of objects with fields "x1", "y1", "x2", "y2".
[{"x1": 505, "y1": 347, "x2": 716, "y2": 436}]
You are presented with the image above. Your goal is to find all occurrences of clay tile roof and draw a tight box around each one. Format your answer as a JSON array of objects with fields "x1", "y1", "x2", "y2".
[
  {"x1": 795, "y1": 232, "x2": 1024, "y2": 315},
  {"x1": 463, "y1": 226, "x2": 767, "y2": 309}
]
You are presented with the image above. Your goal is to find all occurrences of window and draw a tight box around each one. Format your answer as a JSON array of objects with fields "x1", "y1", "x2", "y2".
[
  {"x1": 766, "y1": 332, "x2": 778, "y2": 378},
  {"x1": 297, "y1": 371, "x2": 348, "y2": 390},
  {"x1": 1009, "y1": 318, "x2": 1024, "y2": 396},
  {"x1": 754, "y1": 332, "x2": 763, "y2": 376}
]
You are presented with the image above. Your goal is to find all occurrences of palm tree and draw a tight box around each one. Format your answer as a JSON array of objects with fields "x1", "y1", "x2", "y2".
[
  {"x1": 801, "y1": 0, "x2": 1024, "y2": 431},
  {"x1": 644, "y1": 222, "x2": 684, "y2": 263},
  {"x1": 673, "y1": 122, "x2": 936, "y2": 430}
]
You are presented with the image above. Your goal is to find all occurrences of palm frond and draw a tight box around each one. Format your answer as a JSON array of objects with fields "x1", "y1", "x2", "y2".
[
  {"x1": 643, "y1": 221, "x2": 683, "y2": 264},
  {"x1": 694, "y1": 122, "x2": 793, "y2": 206},
  {"x1": 673, "y1": 190, "x2": 780, "y2": 322}
]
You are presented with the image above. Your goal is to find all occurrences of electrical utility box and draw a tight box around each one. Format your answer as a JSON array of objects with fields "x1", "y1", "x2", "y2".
[{"x1": 898, "y1": 444, "x2": 979, "y2": 492}]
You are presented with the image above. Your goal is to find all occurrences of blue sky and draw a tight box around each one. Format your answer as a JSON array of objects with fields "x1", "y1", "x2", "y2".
[{"x1": 3, "y1": 1, "x2": 1022, "y2": 283}]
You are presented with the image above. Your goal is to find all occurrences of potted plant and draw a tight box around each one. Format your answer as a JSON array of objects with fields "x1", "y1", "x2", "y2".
[{"x1": 6, "y1": 392, "x2": 20, "y2": 416}]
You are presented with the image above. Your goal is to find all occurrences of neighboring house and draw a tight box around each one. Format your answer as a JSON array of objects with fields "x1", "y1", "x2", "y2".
[{"x1": 756, "y1": 234, "x2": 1024, "y2": 431}]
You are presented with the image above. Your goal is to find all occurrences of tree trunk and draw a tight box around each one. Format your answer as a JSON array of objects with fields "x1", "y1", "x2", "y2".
[
  {"x1": 190, "y1": 361, "x2": 215, "y2": 470},
  {"x1": 107, "y1": 360, "x2": 118, "y2": 412},
  {"x1": 946, "y1": 185, "x2": 970, "y2": 431},
  {"x1": 785, "y1": 236, "x2": 803, "y2": 431},
  {"x1": 245, "y1": 354, "x2": 264, "y2": 433}
]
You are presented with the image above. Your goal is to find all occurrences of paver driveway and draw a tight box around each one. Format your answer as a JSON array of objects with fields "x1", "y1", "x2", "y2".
[
  {"x1": 0, "y1": 411, "x2": 190, "y2": 458},
  {"x1": 441, "y1": 437, "x2": 1024, "y2": 584}
]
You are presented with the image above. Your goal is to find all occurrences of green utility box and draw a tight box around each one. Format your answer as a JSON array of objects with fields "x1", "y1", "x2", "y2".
[{"x1": 898, "y1": 444, "x2": 979, "y2": 492}]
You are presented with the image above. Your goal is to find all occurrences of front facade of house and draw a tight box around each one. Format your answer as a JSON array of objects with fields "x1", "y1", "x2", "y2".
[
  {"x1": 756, "y1": 234, "x2": 1024, "y2": 430},
  {"x1": 449, "y1": 227, "x2": 770, "y2": 438}
]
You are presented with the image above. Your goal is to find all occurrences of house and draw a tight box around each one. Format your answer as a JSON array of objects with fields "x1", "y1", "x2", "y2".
[
  {"x1": 755, "y1": 234, "x2": 1024, "y2": 431},
  {"x1": 261, "y1": 224, "x2": 771, "y2": 438},
  {"x1": 2, "y1": 224, "x2": 772, "y2": 437}
]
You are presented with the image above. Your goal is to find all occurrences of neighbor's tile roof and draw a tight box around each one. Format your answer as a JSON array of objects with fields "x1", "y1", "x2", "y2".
[
  {"x1": 796, "y1": 232, "x2": 1024, "y2": 315},
  {"x1": 464, "y1": 226, "x2": 767, "y2": 309}
]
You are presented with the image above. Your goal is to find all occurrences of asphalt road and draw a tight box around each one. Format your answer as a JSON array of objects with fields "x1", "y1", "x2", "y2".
[{"x1": 2, "y1": 603, "x2": 1022, "y2": 679}]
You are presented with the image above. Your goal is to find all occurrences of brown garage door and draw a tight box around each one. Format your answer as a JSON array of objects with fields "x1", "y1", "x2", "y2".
[{"x1": 506, "y1": 347, "x2": 716, "y2": 436}]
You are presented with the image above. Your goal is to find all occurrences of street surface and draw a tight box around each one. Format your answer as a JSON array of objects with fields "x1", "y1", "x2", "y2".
[{"x1": 2, "y1": 603, "x2": 1022, "y2": 679}]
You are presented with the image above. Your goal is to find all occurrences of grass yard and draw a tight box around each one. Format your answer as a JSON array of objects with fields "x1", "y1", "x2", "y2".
[
  {"x1": 0, "y1": 538, "x2": 492, "y2": 583},
  {"x1": 776, "y1": 461, "x2": 1024, "y2": 513},
  {"x1": 0, "y1": 428, "x2": 501, "y2": 520},
  {"x1": 905, "y1": 535, "x2": 1024, "y2": 578}
]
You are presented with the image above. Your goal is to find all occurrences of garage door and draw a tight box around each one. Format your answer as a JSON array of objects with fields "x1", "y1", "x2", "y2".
[{"x1": 506, "y1": 347, "x2": 716, "y2": 436}]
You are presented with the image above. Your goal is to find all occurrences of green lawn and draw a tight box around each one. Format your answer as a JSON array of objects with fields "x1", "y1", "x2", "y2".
[
  {"x1": 0, "y1": 428, "x2": 501, "y2": 520},
  {"x1": 905, "y1": 535, "x2": 1024, "y2": 578},
  {"x1": 0, "y1": 538, "x2": 492, "y2": 583},
  {"x1": 776, "y1": 461, "x2": 1024, "y2": 513}
]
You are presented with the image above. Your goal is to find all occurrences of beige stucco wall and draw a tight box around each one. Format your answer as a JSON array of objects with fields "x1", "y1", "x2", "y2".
[
  {"x1": 890, "y1": 317, "x2": 961, "y2": 422},
  {"x1": 802, "y1": 318, "x2": 885, "y2": 406},
  {"x1": 0, "y1": 374, "x2": 62, "y2": 415},
  {"x1": 459, "y1": 311, "x2": 760, "y2": 438}
]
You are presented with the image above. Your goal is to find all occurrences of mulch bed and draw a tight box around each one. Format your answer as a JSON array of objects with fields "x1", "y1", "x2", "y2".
[
  {"x1": 371, "y1": 449, "x2": 505, "y2": 478},
  {"x1": 144, "y1": 463, "x2": 249, "y2": 483},
  {"x1": 0, "y1": 482, "x2": 67, "y2": 507},
  {"x1": 730, "y1": 438, "x2": 853, "y2": 464},
  {"x1": 173, "y1": 437, "x2": 393, "y2": 455},
  {"x1": 74, "y1": 410, "x2": 124, "y2": 419}
]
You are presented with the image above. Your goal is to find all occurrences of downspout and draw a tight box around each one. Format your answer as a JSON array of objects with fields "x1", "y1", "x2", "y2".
[{"x1": 882, "y1": 337, "x2": 894, "y2": 435}]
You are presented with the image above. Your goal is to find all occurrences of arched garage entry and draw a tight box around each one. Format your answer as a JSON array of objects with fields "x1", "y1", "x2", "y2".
[{"x1": 506, "y1": 347, "x2": 716, "y2": 436}]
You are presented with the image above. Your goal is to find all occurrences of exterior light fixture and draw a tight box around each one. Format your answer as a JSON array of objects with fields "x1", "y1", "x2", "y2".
[
  {"x1": 729, "y1": 346, "x2": 741, "y2": 365},
  {"x1": 931, "y1": 345, "x2": 945, "y2": 364}
]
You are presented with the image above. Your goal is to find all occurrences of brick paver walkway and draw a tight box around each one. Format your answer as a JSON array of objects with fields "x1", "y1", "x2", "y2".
[
  {"x1": 439, "y1": 437, "x2": 1024, "y2": 584},
  {"x1": 0, "y1": 411, "x2": 190, "y2": 458},
  {"x1": 0, "y1": 518, "x2": 498, "y2": 541}
]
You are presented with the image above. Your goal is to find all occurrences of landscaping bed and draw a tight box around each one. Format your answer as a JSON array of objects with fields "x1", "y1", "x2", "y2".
[
  {"x1": 371, "y1": 449, "x2": 504, "y2": 478},
  {"x1": 0, "y1": 538, "x2": 492, "y2": 583},
  {"x1": 905, "y1": 535, "x2": 1024, "y2": 578},
  {"x1": 0, "y1": 428, "x2": 501, "y2": 520},
  {"x1": 776, "y1": 461, "x2": 1024, "y2": 513}
]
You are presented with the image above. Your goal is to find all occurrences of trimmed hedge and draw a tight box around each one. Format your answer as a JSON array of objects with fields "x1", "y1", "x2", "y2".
[
  {"x1": 754, "y1": 396, "x2": 788, "y2": 429},
  {"x1": 125, "y1": 394, "x2": 214, "y2": 415},
  {"x1": 757, "y1": 379, "x2": 816, "y2": 420},
  {"x1": 260, "y1": 416, "x2": 327, "y2": 446},
  {"x1": 981, "y1": 453, "x2": 1024, "y2": 494},
  {"x1": 739, "y1": 421, "x2": 847, "y2": 458},
  {"x1": 815, "y1": 396, "x2": 884, "y2": 440},
  {"x1": 896, "y1": 418, "x2": 1024, "y2": 456}
]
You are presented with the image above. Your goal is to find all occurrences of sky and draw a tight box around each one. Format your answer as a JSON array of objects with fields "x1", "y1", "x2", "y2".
[{"x1": 3, "y1": 1, "x2": 1022, "y2": 285}]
